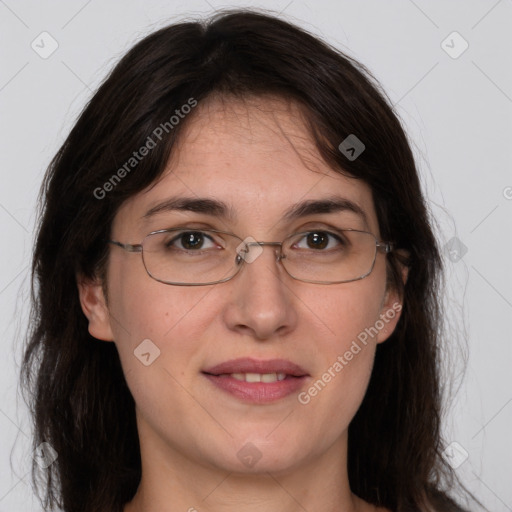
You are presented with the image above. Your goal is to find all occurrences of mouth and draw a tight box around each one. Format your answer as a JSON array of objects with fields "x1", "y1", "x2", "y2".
[
  {"x1": 202, "y1": 357, "x2": 310, "y2": 404},
  {"x1": 216, "y1": 372, "x2": 289, "y2": 383}
]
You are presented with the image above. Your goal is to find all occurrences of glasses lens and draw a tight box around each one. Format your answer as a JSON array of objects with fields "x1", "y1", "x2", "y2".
[
  {"x1": 281, "y1": 229, "x2": 377, "y2": 283},
  {"x1": 140, "y1": 228, "x2": 379, "y2": 285},
  {"x1": 141, "y1": 229, "x2": 240, "y2": 285}
]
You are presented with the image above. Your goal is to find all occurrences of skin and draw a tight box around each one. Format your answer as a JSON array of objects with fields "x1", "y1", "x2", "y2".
[{"x1": 78, "y1": 95, "x2": 406, "y2": 512}]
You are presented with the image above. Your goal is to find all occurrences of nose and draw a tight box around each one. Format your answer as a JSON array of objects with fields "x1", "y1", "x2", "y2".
[{"x1": 222, "y1": 243, "x2": 298, "y2": 340}]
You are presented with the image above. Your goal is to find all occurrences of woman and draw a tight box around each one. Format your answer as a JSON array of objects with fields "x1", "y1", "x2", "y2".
[{"x1": 21, "y1": 10, "x2": 481, "y2": 512}]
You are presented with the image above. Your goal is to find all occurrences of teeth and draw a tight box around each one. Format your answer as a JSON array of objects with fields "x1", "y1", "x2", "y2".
[
  {"x1": 246, "y1": 372, "x2": 262, "y2": 383},
  {"x1": 230, "y1": 372, "x2": 287, "y2": 383}
]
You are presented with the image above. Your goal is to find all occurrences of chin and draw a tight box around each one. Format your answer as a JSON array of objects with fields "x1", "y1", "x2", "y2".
[{"x1": 200, "y1": 434, "x2": 313, "y2": 475}]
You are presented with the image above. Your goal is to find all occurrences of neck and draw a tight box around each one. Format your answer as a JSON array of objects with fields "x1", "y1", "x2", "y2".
[{"x1": 124, "y1": 416, "x2": 369, "y2": 512}]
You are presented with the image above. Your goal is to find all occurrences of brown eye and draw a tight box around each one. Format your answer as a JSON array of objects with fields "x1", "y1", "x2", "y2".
[
  {"x1": 166, "y1": 231, "x2": 216, "y2": 251},
  {"x1": 180, "y1": 232, "x2": 205, "y2": 250},
  {"x1": 306, "y1": 232, "x2": 329, "y2": 249},
  {"x1": 291, "y1": 231, "x2": 348, "y2": 252}
]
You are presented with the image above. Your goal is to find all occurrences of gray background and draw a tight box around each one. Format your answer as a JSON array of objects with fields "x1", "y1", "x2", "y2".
[{"x1": 1, "y1": 0, "x2": 511, "y2": 510}]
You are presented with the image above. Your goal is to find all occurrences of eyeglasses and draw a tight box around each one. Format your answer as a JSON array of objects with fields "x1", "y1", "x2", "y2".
[{"x1": 108, "y1": 227, "x2": 394, "y2": 286}]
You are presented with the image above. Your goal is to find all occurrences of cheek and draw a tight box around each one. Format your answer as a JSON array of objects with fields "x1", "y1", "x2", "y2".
[
  {"x1": 108, "y1": 271, "x2": 219, "y2": 388},
  {"x1": 107, "y1": 250, "x2": 219, "y2": 342},
  {"x1": 303, "y1": 273, "x2": 386, "y2": 353},
  {"x1": 295, "y1": 276, "x2": 386, "y2": 427},
  {"x1": 108, "y1": 284, "x2": 223, "y2": 435}
]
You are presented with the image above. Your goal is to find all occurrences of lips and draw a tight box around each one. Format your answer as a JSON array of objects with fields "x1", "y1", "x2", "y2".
[
  {"x1": 202, "y1": 357, "x2": 309, "y2": 377},
  {"x1": 202, "y1": 357, "x2": 310, "y2": 404}
]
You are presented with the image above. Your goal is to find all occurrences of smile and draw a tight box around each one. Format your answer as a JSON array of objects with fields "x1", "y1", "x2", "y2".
[{"x1": 202, "y1": 358, "x2": 310, "y2": 404}]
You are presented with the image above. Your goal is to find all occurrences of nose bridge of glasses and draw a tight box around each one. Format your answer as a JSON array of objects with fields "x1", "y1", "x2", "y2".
[
  {"x1": 247, "y1": 241, "x2": 282, "y2": 248},
  {"x1": 235, "y1": 239, "x2": 286, "y2": 266},
  {"x1": 243, "y1": 240, "x2": 283, "y2": 255}
]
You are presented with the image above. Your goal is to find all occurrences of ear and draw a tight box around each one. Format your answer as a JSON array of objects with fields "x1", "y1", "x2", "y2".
[
  {"x1": 77, "y1": 274, "x2": 114, "y2": 342},
  {"x1": 376, "y1": 258, "x2": 409, "y2": 344}
]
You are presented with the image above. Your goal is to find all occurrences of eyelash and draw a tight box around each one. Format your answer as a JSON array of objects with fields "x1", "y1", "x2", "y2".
[{"x1": 163, "y1": 228, "x2": 349, "y2": 252}]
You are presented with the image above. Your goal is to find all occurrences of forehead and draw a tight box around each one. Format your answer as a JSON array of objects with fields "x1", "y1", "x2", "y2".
[{"x1": 112, "y1": 95, "x2": 379, "y2": 236}]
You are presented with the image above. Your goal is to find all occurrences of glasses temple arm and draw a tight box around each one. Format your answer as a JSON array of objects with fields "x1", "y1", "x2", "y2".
[
  {"x1": 376, "y1": 241, "x2": 394, "y2": 254},
  {"x1": 108, "y1": 240, "x2": 143, "y2": 253}
]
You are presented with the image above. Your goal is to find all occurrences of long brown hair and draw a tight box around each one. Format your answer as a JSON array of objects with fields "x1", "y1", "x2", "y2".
[{"x1": 21, "y1": 10, "x2": 482, "y2": 512}]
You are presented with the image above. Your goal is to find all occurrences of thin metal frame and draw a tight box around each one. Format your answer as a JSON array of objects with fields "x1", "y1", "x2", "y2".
[{"x1": 108, "y1": 227, "x2": 394, "y2": 286}]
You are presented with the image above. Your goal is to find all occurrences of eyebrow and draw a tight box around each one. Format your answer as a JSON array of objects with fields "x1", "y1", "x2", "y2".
[
  {"x1": 142, "y1": 197, "x2": 234, "y2": 222},
  {"x1": 141, "y1": 195, "x2": 368, "y2": 227},
  {"x1": 282, "y1": 196, "x2": 368, "y2": 226}
]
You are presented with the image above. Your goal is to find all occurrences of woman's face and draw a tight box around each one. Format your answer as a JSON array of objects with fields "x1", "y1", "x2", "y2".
[{"x1": 79, "y1": 96, "x2": 403, "y2": 475}]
